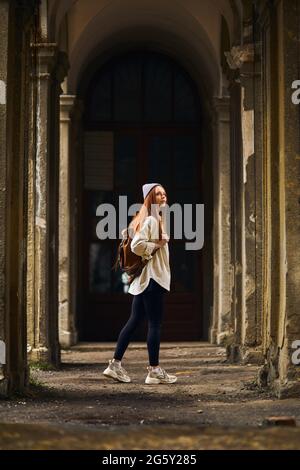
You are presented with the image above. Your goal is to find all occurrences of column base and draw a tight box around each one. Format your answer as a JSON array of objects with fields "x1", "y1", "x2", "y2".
[
  {"x1": 227, "y1": 343, "x2": 264, "y2": 365},
  {"x1": 272, "y1": 379, "x2": 300, "y2": 399},
  {"x1": 59, "y1": 329, "x2": 78, "y2": 349},
  {"x1": 0, "y1": 374, "x2": 9, "y2": 397},
  {"x1": 217, "y1": 331, "x2": 234, "y2": 347},
  {"x1": 28, "y1": 345, "x2": 61, "y2": 368},
  {"x1": 258, "y1": 361, "x2": 300, "y2": 398},
  {"x1": 209, "y1": 327, "x2": 218, "y2": 344},
  {"x1": 0, "y1": 368, "x2": 28, "y2": 397}
]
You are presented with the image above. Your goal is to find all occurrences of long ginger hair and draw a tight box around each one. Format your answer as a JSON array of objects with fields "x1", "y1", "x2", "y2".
[
  {"x1": 112, "y1": 185, "x2": 167, "y2": 271},
  {"x1": 129, "y1": 185, "x2": 167, "y2": 241}
]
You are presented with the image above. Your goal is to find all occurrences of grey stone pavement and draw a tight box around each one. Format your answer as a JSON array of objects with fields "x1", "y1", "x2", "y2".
[{"x1": 1, "y1": 342, "x2": 300, "y2": 449}]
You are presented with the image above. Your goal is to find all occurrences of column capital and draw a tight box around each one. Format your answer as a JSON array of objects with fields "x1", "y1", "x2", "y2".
[
  {"x1": 60, "y1": 94, "x2": 77, "y2": 122},
  {"x1": 225, "y1": 42, "x2": 261, "y2": 108},
  {"x1": 223, "y1": 43, "x2": 255, "y2": 86},
  {"x1": 30, "y1": 43, "x2": 69, "y2": 90},
  {"x1": 225, "y1": 43, "x2": 254, "y2": 71},
  {"x1": 31, "y1": 42, "x2": 58, "y2": 77}
]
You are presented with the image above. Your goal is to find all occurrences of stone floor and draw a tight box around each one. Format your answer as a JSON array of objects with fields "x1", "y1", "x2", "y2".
[{"x1": 1, "y1": 342, "x2": 300, "y2": 449}]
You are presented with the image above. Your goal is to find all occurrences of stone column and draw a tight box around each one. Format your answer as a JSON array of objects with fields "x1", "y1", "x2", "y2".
[
  {"x1": 258, "y1": 0, "x2": 300, "y2": 397},
  {"x1": 239, "y1": 44, "x2": 264, "y2": 363},
  {"x1": 210, "y1": 97, "x2": 233, "y2": 345},
  {"x1": 224, "y1": 42, "x2": 264, "y2": 364},
  {"x1": 0, "y1": 0, "x2": 11, "y2": 395},
  {"x1": 276, "y1": 0, "x2": 300, "y2": 397},
  {"x1": 27, "y1": 42, "x2": 68, "y2": 366},
  {"x1": 229, "y1": 77, "x2": 244, "y2": 360},
  {"x1": 252, "y1": 31, "x2": 264, "y2": 363},
  {"x1": 0, "y1": 0, "x2": 36, "y2": 395},
  {"x1": 59, "y1": 94, "x2": 79, "y2": 347}
]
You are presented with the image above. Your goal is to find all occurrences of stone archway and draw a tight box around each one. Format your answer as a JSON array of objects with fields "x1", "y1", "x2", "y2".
[
  {"x1": 55, "y1": 0, "x2": 237, "y2": 346},
  {"x1": 76, "y1": 49, "x2": 206, "y2": 341}
]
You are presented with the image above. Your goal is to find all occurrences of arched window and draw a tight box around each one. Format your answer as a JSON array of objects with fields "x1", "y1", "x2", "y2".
[
  {"x1": 81, "y1": 51, "x2": 203, "y2": 341},
  {"x1": 85, "y1": 51, "x2": 199, "y2": 124}
]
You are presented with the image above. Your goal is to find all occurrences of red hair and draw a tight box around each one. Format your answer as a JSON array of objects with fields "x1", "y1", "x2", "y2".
[
  {"x1": 129, "y1": 186, "x2": 167, "y2": 240},
  {"x1": 112, "y1": 186, "x2": 167, "y2": 272}
]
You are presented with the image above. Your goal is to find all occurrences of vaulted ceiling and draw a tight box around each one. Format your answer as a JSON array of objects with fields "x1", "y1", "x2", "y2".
[{"x1": 47, "y1": 0, "x2": 242, "y2": 97}]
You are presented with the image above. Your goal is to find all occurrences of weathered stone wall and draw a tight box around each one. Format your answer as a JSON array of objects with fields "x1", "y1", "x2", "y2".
[
  {"x1": 27, "y1": 41, "x2": 68, "y2": 366},
  {"x1": 225, "y1": 0, "x2": 300, "y2": 396},
  {"x1": 0, "y1": 0, "x2": 37, "y2": 396},
  {"x1": 0, "y1": 0, "x2": 10, "y2": 395},
  {"x1": 276, "y1": 0, "x2": 300, "y2": 397},
  {"x1": 211, "y1": 96, "x2": 233, "y2": 346},
  {"x1": 1, "y1": 0, "x2": 299, "y2": 397},
  {"x1": 224, "y1": 2, "x2": 272, "y2": 366},
  {"x1": 59, "y1": 94, "x2": 80, "y2": 348},
  {"x1": 26, "y1": 0, "x2": 69, "y2": 366},
  {"x1": 257, "y1": 0, "x2": 300, "y2": 397}
]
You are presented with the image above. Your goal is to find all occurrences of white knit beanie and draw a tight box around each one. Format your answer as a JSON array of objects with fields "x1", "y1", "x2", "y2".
[{"x1": 142, "y1": 183, "x2": 161, "y2": 200}]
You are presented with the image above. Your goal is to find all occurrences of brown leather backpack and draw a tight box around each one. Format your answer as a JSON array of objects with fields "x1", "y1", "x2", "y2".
[{"x1": 113, "y1": 227, "x2": 159, "y2": 284}]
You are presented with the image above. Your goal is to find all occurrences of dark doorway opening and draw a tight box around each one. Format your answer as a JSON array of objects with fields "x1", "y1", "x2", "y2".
[{"x1": 78, "y1": 51, "x2": 204, "y2": 341}]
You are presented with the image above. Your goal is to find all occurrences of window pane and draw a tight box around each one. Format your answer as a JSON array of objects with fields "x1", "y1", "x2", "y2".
[
  {"x1": 84, "y1": 131, "x2": 114, "y2": 190},
  {"x1": 173, "y1": 135, "x2": 198, "y2": 188},
  {"x1": 89, "y1": 243, "x2": 111, "y2": 293},
  {"x1": 114, "y1": 56, "x2": 142, "y2": 122},
  {"x1": 115, "y1": 135, "x2": 137, "y2": 188},
  {"x1": 87, "y1": 190, "x2": 114, "y2": 217},
  {"x1": 86, "y1": 52, "x2": 199, "y2": 125},
  {"x1": 176, "y1": 188, "x2": 199, "y2": 205},
  {"x1": 144, "y1": 55, "x2": 172, "y2": 122},
  {"x1": 88, "y1": 69, "x2": 112, "y2": 121},
  {"x1": 148, "y1": 136, "x2": 172, "y2": 188},
  {"x1": 169, "y1": 243, "x2": 195, "y2": 292},
  {"x1": 174, "y1": 70, "x2": 198, "y2": 122}
]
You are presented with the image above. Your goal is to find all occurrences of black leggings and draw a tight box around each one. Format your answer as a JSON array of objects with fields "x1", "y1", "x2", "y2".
[{"x1": 113, "y1": 279, "x2": 167, "y2": 366}]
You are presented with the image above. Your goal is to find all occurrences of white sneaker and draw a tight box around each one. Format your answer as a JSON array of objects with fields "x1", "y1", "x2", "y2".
[
  {"x1": 103, "y1": 360, "x2": 131, "y2": 383},
  {"x1": 145, "y1": 366, "x2": 177, "y2": 384}
]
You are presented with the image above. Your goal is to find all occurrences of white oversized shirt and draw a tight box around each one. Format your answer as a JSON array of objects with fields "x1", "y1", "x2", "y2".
[{"x1": 123, "y1": 216, "x2": 171, "y2": 295}]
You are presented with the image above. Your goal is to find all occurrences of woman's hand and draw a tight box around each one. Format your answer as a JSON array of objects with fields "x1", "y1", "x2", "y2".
[
  {"x1": 155, "y1": 237, "x2": 168, "y2": 248},
  {"x1": 155, "y1": 240, "x2": 168, "y2": 248}
]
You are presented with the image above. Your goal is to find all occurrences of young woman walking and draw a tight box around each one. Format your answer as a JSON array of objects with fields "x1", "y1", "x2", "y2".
[{"x1": 103, "y1": 183, "x2": 177, "y2": 384}]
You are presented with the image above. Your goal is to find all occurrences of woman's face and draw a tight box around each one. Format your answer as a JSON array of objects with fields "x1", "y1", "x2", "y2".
[{"x1": 154, "y1": 186, "x2": 167, "y2": 207}]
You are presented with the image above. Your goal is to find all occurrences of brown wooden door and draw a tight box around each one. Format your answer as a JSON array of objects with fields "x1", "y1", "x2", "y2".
[
  {"x1": 78, "y1": 51, "x2": 203, "y2": 341},
  {"x1": 80, "y1": 129, "x2": 202, "y2": 341}
]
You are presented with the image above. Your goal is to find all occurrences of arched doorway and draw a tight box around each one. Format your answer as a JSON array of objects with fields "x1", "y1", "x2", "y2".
[{"x1": 78, "y1": 50, "x2": 204, "y2": 341}]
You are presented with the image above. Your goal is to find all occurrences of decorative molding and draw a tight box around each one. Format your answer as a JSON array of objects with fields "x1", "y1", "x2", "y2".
[
  {"x1": 60, "y1": 95, "x2": 77, "y2": 123},
  {"x1": 225, "y1": 43, "x2": 255, "y2": 70},
  {"x1": 30, "y1": 42, "x2": 58, "y2": 77},
  {"x1": 30, "y1": 43, "x2": 69, "y2": 89}
]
